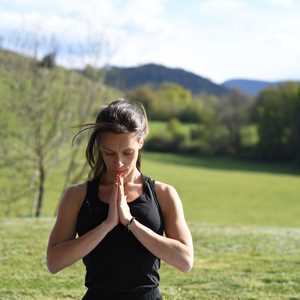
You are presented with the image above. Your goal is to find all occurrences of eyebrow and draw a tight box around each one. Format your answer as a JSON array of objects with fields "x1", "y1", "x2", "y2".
[
  {"x1": 101, "y1": 146, "x2": 134, "y2": 152},
  {"x1": 101, "y1": 146, "x2": 114, "y2": 152}
]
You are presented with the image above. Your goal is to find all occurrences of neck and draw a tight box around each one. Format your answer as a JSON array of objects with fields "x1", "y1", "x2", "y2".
[{"x1": 123, "y1": 168, "x2": 141, "y2": 184}]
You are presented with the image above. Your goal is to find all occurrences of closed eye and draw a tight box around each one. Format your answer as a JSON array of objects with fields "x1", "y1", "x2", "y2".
[
  {"x1": 124, "y1": 152, "x2": 134, "y2": 156},
  {"x1": 104, "y1": 152, "x2": 114, "y2": 156}
]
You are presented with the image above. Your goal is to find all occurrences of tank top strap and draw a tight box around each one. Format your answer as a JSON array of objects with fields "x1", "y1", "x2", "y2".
[
  {"x1": 85, "y1": 179, "x2": 95, "y2": 199},
  {"x1": 143, "y1": 175, "x2": 165, "y2": 231},
  {"x1": 84, "y1": 177, "x2": 100, "y2": 209}
]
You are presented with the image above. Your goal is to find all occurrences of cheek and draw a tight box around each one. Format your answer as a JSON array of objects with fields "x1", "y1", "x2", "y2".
[
  {"x1": 128, "y1": 152, "x2": 139, "y2": 165},
  {"x1": 102, "y1": 154, "x2": 115, "y2": 164},
  {"x1": 102, "y1": 156, "x2": 111, "y2": 166}
]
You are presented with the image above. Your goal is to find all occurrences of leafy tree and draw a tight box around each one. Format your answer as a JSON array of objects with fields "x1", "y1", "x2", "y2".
[
  {"x1": 254, "y1": 82, "x2": 300, "y2": 161},
  {"x1": 179, "y1": 101, "x2": 204, "y2": 123},
  {"x1": 151, "y1": 82, "x2": 192, "y2": 120},
  {"x1": 39, "y1": 52, "x2": 56, "y2": 68},
  {"x1": 126, "y1": 85, "x2": 157, "y2": 117},
  {"x1": 82, "y1": 64, "x2": 105, "y2": 82},
  {"x1": 217, "y1": 90, "x2": 253, "y2": 154},
  {"x1": 0, "y1": 40, "x2": 117, "y2": 217},
  {"x1": 190, "y1": 123, "x2": 230, "y2": 155},
  {"x1": 166, "y1": 118, "x2": 187, "y2": 150}
]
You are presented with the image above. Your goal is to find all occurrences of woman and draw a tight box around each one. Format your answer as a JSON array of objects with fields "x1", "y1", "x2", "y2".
[{"x1": 47, "y1": 99, "x2": 193, "y2": 300}]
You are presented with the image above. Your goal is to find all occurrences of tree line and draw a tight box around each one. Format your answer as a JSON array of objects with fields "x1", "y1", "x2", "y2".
[{"x1": 126, "y1": 82, "x2": 300, "y2": 164}]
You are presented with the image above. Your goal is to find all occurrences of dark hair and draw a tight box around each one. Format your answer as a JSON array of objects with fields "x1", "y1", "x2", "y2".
[{"x1": 72, "y1": 99, "x2": 149, "y2": 180}]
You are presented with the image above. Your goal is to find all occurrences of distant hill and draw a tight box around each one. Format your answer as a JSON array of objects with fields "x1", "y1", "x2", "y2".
[
  {"x1": 103, "y1": 63, "x2": 229, "y2": 96},
  {"x1": 223, "y1": 79, "x2": 282, "y2": 96}
]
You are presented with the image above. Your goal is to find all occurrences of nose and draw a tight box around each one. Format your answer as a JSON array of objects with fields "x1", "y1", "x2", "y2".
[{"x1": 114, "y1": 157, "x2": 125, "y2": 169}]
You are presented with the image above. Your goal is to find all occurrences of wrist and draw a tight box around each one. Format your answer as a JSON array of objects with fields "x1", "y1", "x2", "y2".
[
  {"x1": 125, "y1": 216, "x2": 135, "y2": 231},
  {"x1": 102, "y1": 220, "x2": 115, "y2": 232},
  {"x1": 121, "y1": 215, "x2": 131, "y2": 226}
]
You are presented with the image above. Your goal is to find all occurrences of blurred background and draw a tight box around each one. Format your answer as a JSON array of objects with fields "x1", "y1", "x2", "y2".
[{"x1": 0, "y1": 1, "x2": 300, "y2": 299}]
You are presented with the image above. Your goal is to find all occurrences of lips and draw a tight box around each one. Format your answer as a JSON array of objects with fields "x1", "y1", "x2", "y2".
[{"x1": 115, "y1": 168, "x2": 127, "y2": 174}]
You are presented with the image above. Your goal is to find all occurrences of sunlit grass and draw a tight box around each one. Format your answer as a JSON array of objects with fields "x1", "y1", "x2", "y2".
[
  {"x1": 1, "y1": 150, "x2": 300, "y2": 299},
  {"x1": 1, "y1": 218, "x2": 300, "y2": 299}
]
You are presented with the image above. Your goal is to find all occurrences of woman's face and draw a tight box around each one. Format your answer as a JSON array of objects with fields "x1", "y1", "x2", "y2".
[{"x1": 99, "y1": 132, "x2": 143, "y2": 177}]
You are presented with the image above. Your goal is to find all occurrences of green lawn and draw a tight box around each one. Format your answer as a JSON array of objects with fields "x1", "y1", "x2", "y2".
[
  {"x1": 1, "y1": 152, "x2": 300, "y2": 299},
  {"x1": 1, "y1": 218, "x2": 300, "y2": 299},
  {"x1": 142, "y1": 152, "x2": 300, "y2": 228}
]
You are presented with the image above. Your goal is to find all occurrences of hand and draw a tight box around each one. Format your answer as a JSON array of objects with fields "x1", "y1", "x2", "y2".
[
  {"x1": 117, "y1": 174, "x2": 132, "y2": 226},
  {"x1": 104, "y1": 180, "x2": 119, "y2": 231}
]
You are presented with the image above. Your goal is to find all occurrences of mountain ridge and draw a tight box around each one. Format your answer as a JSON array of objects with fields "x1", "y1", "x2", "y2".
[
  {"x1": 223, "y1": 79, "x2": 278, "y2": 96},
  {"x1": 223, "y1": 79, "x2": 300, "y2": 96},
  {"x1": 103, "y1": 63, "x2": 229, "y2": 96}
]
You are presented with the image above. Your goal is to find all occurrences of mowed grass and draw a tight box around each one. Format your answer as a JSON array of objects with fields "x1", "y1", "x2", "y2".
[
  {"x1": 1, "y1": 218, "x2": 300, "y2": 299},
  {"x1": 142, "y1": 152, "x2": 300, "y2": 228},
  {"x1": 1, "y1": 152, "x2": 300, "y2": 299}
]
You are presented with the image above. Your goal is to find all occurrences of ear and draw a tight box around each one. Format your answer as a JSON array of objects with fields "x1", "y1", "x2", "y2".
[{"x1": 138, "y1": 138, "x2": 144, "y2": 149}]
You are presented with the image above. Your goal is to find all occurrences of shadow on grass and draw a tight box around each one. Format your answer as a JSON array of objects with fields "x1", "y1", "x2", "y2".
[{"x1": 144, "y1": 151, "x2": 300, "y2": 176}]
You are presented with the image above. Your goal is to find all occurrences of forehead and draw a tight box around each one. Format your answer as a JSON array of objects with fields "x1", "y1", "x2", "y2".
[{"x1": 100, "y1": 132, "x2": 140, "y2": 150}]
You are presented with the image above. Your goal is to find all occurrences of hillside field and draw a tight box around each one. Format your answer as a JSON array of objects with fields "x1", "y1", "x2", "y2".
[{"x1": 1, "y1": 152, "x2": 300, "y2": 299}]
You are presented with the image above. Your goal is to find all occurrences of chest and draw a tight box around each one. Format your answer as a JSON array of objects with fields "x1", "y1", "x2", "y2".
[
  {"x1": 77, "y1": 180, "x2": 164, "y2": 237},
  {"x1": 98, "y1": 183, "x2": 144, "y2": 204}
]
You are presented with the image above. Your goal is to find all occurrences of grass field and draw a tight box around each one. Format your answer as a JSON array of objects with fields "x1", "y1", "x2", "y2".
[
  {"x1": 1, "y1": 218, "x2": 300, "y2": 299},
  {"x1": 1, "y1": 152, "x2": 300, "y2": 299},
  {"x1": 142, "y1": 152, "x2": 300, "y2": 227}
]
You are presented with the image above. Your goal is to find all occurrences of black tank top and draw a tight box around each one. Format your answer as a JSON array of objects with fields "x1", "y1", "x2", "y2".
[{"x1": 76, "y1": 174, "x2": 164, "y2": 299}]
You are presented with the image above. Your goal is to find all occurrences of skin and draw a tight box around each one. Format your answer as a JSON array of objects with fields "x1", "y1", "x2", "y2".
[
  {"x1": 47, "y1": 132, "x2": 194, "y2": 275},
  {"x1": 98, "y1": 132, "x2": 145, "y2": 228}
]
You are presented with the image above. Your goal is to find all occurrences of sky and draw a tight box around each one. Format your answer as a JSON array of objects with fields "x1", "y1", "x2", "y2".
[{"x1": 0, "y1": 0, "x2": 299, "y2": 83}]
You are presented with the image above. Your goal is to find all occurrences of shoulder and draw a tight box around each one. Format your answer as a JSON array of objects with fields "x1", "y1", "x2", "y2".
[
  {"x1": 58, "y1": 181, "x2": 88, "y2": 213},
  {"x1": 65, "y1": 181, "x2": 87, "y2": 196},
  {"x1": 152, "y1": 180, "x2": 182, "y2": 215},
  {"x1": 153, "y1": 180, "x2": 177, "y2": 198}
]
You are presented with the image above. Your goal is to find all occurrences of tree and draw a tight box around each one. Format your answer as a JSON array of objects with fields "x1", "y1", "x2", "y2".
[
  {"x1": 217, "y1": 90, "x2": 253, "y2": 154},
  {"x1": 254, "y1": 82, "x2": 300, "y2": 161},
  {"x1": 0, "y1": 33, "x2": 117, "y2": 217},
  {"x1": 126, "y1": 85, "x2": 157, "y2": 118},
  {"x1": 39, "y1": 52, "x2": 56, "y2": 68},
  {"x1": 82, "y1": 64, "x2": 105, "y2": 82},
  {"x1": 179, "y1": 100, "x2": 204, "y2": 123},
  {"x1": 152, "y1": 83, "x2": 192, "y2": 120},
  {"x1": 5, "y1": 65, "x2": 74, "y2": 217}
]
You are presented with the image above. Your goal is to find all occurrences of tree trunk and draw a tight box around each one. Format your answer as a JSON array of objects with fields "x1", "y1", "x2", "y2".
[{"x1": 35, "y1": 156, "x2": 45, "y2": 218}]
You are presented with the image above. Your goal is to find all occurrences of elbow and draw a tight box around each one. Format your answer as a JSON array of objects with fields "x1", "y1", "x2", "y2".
[
  {"x1": 47, "y1": 259, "x2": 59, "y2": 274},
  {"x1": 181, "y1": 246, "x2": 194, "y2": 272},
  {"x1": 177, "y1": 254, "x2": 194, "y2": 273},
  {"x1": 180, "y1": 245, "x2": 194, "y2": 272},
  {"x1": 180, "y1": 258, "x2": 193, "y2": 273},
  {"x1": 47, "y1": 265, "x2": 58, "y2": 274},
  {"x1": 46, "y1": 253, "x2": 61, "y2": 274}
]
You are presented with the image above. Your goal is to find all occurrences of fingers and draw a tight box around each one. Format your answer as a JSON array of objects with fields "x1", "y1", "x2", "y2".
[
  {"x1": 113, "y1": 182, "x2": 118, "y2": 203},
  {"x1": 117, "y1": 175, "x2": 127, "y2": 205},
  {"x1": 119, "y1": 176, "x2": 125, "y2": 198},
  {"x1": 115, "y1": 173, "x2": 120, "y2": 184}
]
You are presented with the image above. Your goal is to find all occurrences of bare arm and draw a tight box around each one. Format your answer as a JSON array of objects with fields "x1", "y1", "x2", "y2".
[
  {"x1": 128, "y1": 182, "x2": 194, "y2": 272},
  {"x1": 46, "y1": 184, "x2": 113, "y2": 274}
]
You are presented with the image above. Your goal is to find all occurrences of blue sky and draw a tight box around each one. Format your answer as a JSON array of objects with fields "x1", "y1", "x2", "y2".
[{"x1": 1, "y1": 0, "x2": 299, "y2": 83}]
